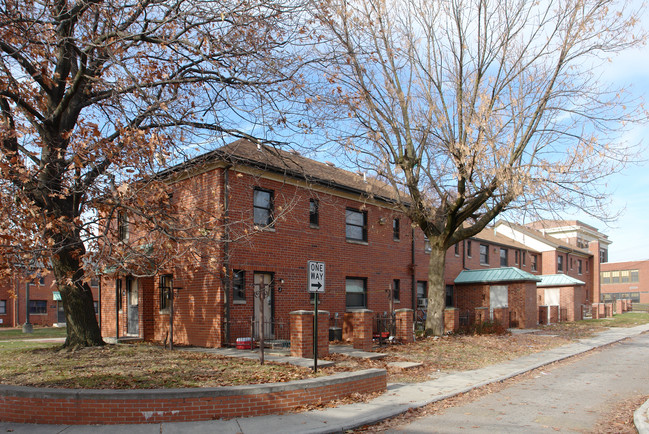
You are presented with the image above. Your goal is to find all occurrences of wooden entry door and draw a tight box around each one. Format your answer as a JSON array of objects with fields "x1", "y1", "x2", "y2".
[
  {"x1": 126, "y1": 278, "x2": 139, "y2": 336},
  {"x1": 253, "y1": 272, "x2": 274, "y2": 339}
]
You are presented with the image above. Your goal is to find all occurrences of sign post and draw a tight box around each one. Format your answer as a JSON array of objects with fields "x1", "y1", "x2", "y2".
[{"x1": 307, "y1": 261, "x2": 325, "y2": 372}]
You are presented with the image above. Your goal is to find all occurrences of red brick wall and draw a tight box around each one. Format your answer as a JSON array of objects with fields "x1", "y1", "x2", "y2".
[
  {"x1": 0, "y1": 369, "x2": 387, "y2": 424},
  {"x1": 454, "y1": 282, "x2": 536, "y2": 329}
]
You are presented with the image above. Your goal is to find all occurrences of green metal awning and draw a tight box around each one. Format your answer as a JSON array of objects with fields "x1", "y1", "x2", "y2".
[
  {"x1": 537, "y1": 274, "x2": 585, "y2": 287},
  {"x1": 454, "y1": 267, "x2": 542, "y2": 284},
  {"x1": 52, "y1": 291, "x2": 61, "y2": 301}
]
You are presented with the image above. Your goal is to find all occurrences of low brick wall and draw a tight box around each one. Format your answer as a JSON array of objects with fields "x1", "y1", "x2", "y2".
[{"x1": 0, "y1": 369, "x2": 387, "y2": 425}]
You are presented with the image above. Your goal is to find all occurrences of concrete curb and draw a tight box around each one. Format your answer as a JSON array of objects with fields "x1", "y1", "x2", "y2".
[{"x1": 635, "y1": 398, "x2": 649, "y2": 434}]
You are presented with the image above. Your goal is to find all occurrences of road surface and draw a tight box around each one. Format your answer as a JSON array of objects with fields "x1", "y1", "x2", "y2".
[{"x1": 387, "y1": 331, "x2": 649, "y2": 433}]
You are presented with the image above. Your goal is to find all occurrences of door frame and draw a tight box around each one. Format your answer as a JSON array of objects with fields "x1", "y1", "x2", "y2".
[
  {"x1": 253, "y1": 272, "x2": 274, "y2": 339},
  {"x1": 126, "y1": 277, "x2": 139, "y2": 336}
]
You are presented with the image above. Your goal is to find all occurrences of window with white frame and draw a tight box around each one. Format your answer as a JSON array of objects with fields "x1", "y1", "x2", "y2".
[
  {"x1": 346, "y1": 208, "x2": 367, "y2": 242},
  {"x1": 253, "y1": 188, "x2": 274, "y2": 227},
  {"x1": 480, "y1": 244, "x2": 489, "y2": 265},
  {"x1": 346, "y1": 277, "x2": 367, "y2": 309}
]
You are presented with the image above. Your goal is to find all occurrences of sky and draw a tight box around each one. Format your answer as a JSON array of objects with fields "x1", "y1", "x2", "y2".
[{"x1": 567, "y1": 2, "x2": 649, "y2": 263}]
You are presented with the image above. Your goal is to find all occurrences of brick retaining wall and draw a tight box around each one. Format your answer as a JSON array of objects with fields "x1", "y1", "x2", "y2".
[{"x1": 0, "y1": 369, "x2": 387, "y2": 425}]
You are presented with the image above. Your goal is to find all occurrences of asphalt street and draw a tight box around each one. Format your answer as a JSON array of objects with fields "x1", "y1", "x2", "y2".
[{"x1": 387, "y1": 332, "x2": 649, "y2": 433}]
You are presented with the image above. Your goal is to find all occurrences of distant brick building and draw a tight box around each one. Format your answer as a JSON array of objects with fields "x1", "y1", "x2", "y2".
[
  {"x1": 0, "y1": 271, "x2": 99, "y2": 328},
  {"x1": 600, "y1": 260, "x2": 649, "y2": 304}
]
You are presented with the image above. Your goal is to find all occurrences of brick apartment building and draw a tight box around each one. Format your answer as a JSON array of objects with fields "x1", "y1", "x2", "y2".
[
  {"x1": 98, "y1": 140, "x2": 613, "y2": 346},
  {"x1": 100, "y1": 140, "x2": 432, "y2": 347},
  {"x1": 0, "y1": 271, "x2": 100, "y2": 328},
  {"x1": 600, "y1": 260, "x2": 649, "y2": 304}
]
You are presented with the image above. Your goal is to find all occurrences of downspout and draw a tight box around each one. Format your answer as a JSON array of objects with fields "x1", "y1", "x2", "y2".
[
  {"x1": 462, "y1": 240, "x2": 466, "y2": 269},
  {"x1": 98, "y1": 278, "x2": 101, "y2": 328},
  {"x1": 411, "y1": 227, "x2": 416, "y2": 321},
  {"x1": 223, "y1": 165, "x2": 232, "y2": 345}
]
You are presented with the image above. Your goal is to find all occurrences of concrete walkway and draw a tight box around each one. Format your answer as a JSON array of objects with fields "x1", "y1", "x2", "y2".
[{"x1": 1, "y1": 324, "x2": 648, "y2": 433}]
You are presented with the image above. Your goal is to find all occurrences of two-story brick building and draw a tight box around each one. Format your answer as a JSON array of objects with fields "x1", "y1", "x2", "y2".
[{"x1": 100, "y1": 140, "x2": 432, "y2": 347}]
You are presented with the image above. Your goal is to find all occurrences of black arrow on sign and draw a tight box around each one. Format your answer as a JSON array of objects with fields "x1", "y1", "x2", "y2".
[{"x1": 311, "y1": 281, "x2": 322, "y2": 290}]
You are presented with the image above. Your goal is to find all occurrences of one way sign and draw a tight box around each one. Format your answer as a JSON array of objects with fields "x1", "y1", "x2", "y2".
[{"x1": 307, "y1": 261, "x2": 325, "y2": 293}]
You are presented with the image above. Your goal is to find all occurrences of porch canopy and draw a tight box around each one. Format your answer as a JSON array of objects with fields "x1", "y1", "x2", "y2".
[
  {"x1": 537, "y1": 274, "x2": 585, "y2": 287},
  {"x1": 454, "y1": 267, "x2": 542, "y2": 284}
]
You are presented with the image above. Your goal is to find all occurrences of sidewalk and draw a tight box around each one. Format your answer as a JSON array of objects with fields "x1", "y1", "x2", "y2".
[{"x1": 1, "y1": 324, "x2": 648, "y2": 434}]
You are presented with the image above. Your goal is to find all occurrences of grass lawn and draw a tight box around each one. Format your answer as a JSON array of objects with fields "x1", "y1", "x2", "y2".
[
  {"x1": 0, "y1": 342, "x2": 321, "y2": 389},
  {"x1": 0, "y1": 326, "x2": 67, "y2": 340},
  {"x1": 582, "y1": 311, "x2": 649, "y2": 327}
]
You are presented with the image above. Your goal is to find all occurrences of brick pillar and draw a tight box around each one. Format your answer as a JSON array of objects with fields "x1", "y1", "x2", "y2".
[
  {"x1": 605, "y1": 303, "x2": 613, "y2": 318},
  {"x1": 539, "y1": 306, "x2": 549, "y2": 325},
  {"x1": 475, "y1": 307, "x2": 489, "y2": 324},
  {"x1": 290, "y1": 310, "x2": 313, "y2": 358},
  {"x1": 352, "y1": 309, "x2": 374, "y2": 351},
  {"x1": 628, "y1": 299, "x2": 633, "y2": 311},
  {"x1": 592, "y1": 303, "x2": 600, "y2": 319},
  {"x1": 342, "y1": 312, "x2": 354, "y2": 342},
  {"x1": 395, "y1": 309, "x2": 414, "y2": 343},
  {"x1": 444, "y1": 308, "x2": 460, "y2": 333},
  {"x1": 316, "y1": 311, "x2": 330, "y2": 357},
  {"x1": 615, "y1": 299, "x2": 623, "y2": 315},
  {"x1": 549, "y1": 306, "x2": 559, "y2": 324},
  {"x1": 492, "y1": 307, "x2": 510, "y2": 328},
  {"x1": 290, "y1": 310, "x2": 330, "y2": 358},
  {"x1": 599, "y1": 303, "x2": 606, "y2": 318}
]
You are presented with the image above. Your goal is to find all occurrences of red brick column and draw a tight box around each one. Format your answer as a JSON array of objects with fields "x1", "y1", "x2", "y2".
[
  {"x1": 290, "y1": 310, "x2": 330, "y2": 358},
  {"x1": 628, "y1": 299, "x2": 633, "y2": 311},
  {"x1": 352, "y1": 309, "x2": 374, "y2": 351},
  {"x1": 475, "y1": 307, "x2": 489, "y2": 324},
  {"x1": 605, "y1": 303, "x2": 613, "y2": 318},
  {"x1": 316, "y1": 311, "x2": 330, "y2": 357},
  {"x1": 444, "y1": 308, "x2": 460, "y2": 333},
  {"x1": 395, "y1": 309, "x2": 414, "y2": 343},
  {"x1": 591, "y1": 303, "x2": 600, "y2": 319},
  {"x1": 615, "y1": 299, "x2": 623, "y2": 315},
  {"x1": 539, "y1": 306, "x2": 549, "y2": 325},
  {"x1": 342, "y1": 312, "x2": 354, "y2": 342},
  {"x1": 290, "y1": 310, "x2": 313, "y2": 358},
  {"x1": 492, "y1": 307, "x2": 510, "y2": 328}
]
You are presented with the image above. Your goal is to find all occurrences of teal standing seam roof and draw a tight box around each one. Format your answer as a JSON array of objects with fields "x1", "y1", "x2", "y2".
[
  {"x1": 537, "y1": 274, "x2": 585, "y2": 287},
  {"x1": 454, "y1": 267, "x2": 542, "y2": 284}
]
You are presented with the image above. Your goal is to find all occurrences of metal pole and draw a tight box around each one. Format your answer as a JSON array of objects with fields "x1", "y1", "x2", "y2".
[
  {"x1": 313, "y1": 293, "x2": 318, "y2": 372},
  {"x1": 115, "y1": 280, "x2": 119, "y2": 342},
  {"x1": 169, "y1": 288, "x2": 174, "y2": 350}
]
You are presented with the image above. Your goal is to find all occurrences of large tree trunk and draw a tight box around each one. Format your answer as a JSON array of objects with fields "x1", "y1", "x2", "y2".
[
  {"x1": 424, "y1": 242, "x2": 447, "y2": 336},
  {"x1": 50, "y1": 235, "x2": 104, "y2": 348}
]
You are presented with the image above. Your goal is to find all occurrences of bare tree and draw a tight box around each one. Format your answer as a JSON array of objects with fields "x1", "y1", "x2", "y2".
[
  {"x1": 0, "y1": 0, "x2": 308, "y2": 347},
  {"x1": 309, "y1": 0, "x2": 645, "y2": 335}
]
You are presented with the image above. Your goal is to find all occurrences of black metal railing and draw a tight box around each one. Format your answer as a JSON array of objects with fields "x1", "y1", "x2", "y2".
[{"x1": 228, "y1": 318, "x2": 290, "y2": 348}]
